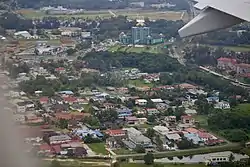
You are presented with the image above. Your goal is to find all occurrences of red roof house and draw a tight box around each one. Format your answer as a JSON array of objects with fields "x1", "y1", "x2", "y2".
[{"x1": 105, "y1": 129, "x2": 126, "y2": 137}]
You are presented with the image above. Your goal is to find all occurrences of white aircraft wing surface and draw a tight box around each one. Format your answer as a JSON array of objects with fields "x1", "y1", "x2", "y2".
[{"x1": 179, "y1": 0, "x2": 250, "y2": 37}]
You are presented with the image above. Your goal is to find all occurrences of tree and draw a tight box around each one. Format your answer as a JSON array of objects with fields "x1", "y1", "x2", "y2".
[
  {"x1": 144, "y1": 152, "x2": 154, "y2": 165},
  {"x1": 155, "y1": 135, "x2": 163, "y2": 151},
  {"x1": 66, "y1": 48, "x2": 76, "y2": 55},
  {"x1": 177, "y1": 138, "x2": 197, "y2": 149},
  {"x1": 229, "y1": 153, "x2": 235, "y2": 162},
  {"x1": 112, "y1": 161, "x2": 120, "y2": 167},
  {"x1": 147, "y1": 115, "x2": 156, "y2": 123},
  {"x1": 50, "y1": 160, "x2": 61, "y2": 167},
  {"x1": 57, "y1": 119, "x2": 68, "y2": 129},
  {"x1": 134, "y1": 145, "x2": 145, "y2": 153},
  {"x1": 145, "y1": 128, "x2": 155, "y2": 139}
]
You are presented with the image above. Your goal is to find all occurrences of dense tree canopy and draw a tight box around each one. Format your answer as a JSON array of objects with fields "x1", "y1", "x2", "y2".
[{"x1": 208, "y1": 106, "x2": 250, "y2": 142}]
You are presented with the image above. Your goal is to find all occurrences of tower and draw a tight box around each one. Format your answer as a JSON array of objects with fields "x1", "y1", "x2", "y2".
[{"x1": 131, "y1": 16, "x2": 150, "y2": 45}]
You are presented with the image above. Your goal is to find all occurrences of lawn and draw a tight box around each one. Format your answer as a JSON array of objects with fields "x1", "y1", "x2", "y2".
[
  {"x1": 87, "y1": 143, "x2": 108, "y2": 155},
  {"x1": 113, "y1": 148, "x2": 135, "y2": 155},
  {"x1": 194, "y1": 115, "x2": 208, "y2": 127},
  {"x1": 17, "y1": 9, "x2": 187, "y2": 21},
  {"x1": 223, "y1": 46, "x2": 250, "y2": 52},
  {"x1": 109, "y1": 45, "x2": 162, "y2": 54},
  {"x1": 128, "y1": 79, "x2": 154, "y2": 87},
  {"x1": 206, "y1": 44, "x2": 250, "y2": 52},
  {"x1": 235, "y1": 103, "x2": 250, "y2": 112}
]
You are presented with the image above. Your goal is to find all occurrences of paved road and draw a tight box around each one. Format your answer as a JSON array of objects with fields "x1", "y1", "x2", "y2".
[
  {"x1": 114, "y1": 143, "x2": 240, "y2": 159},
  {"x1": 169, "y1": 46, "x2": 186, "y2": 65},
  {"x1": 199, "y1": 66, "x2": 250, "y2": 89}
]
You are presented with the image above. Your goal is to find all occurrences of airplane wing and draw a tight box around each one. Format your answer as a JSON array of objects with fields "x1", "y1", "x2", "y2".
[{"x1": 178, "y1": 0, "x2": 250, "y2": 38}]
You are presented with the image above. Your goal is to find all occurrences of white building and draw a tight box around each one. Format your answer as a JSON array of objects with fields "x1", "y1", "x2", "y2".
[
  {"x1": 214, "y1": 101, "x2": 230, "y2": 109},
  {"x1": 135, "y1": 99, "x2": 147, "y2": 106}
]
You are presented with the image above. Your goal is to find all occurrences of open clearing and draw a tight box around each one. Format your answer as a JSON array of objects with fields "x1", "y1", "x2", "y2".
[{"x1": 17, "y1": 9, "x2": 188, "y2": 21}]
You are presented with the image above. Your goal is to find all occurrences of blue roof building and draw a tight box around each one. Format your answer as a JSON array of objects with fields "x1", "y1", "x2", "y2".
[
  {"x1": 184, "y1": 133, "x2": 202, "y2": 145},
  {"x1": 73, "y1": 128, "x2": 103, "y2": 138},
  {"x1": 116, "y1": 107, "x2": 132, "y2": 118},
  {"x1": 206, "y1": 96, "x2": 219, "y2": 103}
]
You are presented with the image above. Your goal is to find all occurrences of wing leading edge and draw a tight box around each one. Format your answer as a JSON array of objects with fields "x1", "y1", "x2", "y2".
[{"x1": 178, "y1": 0, "x2": 250, "y2": 38}]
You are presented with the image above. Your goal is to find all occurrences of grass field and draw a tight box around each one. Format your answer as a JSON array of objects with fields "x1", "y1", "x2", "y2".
[
  {"x1": 207, "y1": 45, "x2": 250, "y2": 52},
  {"x1": 108, "y1": 45, "x2": 162, "y2": 54},
  {"x1": 235, "y1": 103, "x2": 250, "y2": 111},
  {"x1": 223, "y1": 46, "x2": 250, "y2": 52},
  {"x1": 87, "y1": 143, "x2": 108, "y2": 155},
  {"x1": 128, "y1": 79, "x2": 154, "y2": 87},
  {"x1": 17, "y1": 9, "x2": 188, "y2": 21}
]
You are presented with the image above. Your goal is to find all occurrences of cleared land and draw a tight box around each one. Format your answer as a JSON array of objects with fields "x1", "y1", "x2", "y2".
[
  {"x1": 17, "y1": 9, "x2": 188, "y2": 21},
  {"x1": 108, "y1": 45, "x2": 163, "y2": 54}
]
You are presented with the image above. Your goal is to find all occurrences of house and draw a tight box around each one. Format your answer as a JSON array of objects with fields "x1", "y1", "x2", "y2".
[
  {"x1": 181, "y1": 115, "x2": 195, "y2": 124},
  {"x1": 214, "y1": 101, "x2": 230, "y2": 109},
  {"x1": 105, "y1": 129, "x2": 126, "y2": 137},
  {"x1": 16, "y1": 101, "x2": 35, "y2": 113},
  {"x1": 135, "y1": 99, "x2": 147, "y2": 106},
  {"x1": 63, "y1": 96, "x2": 77, "y2": 104},
  {"x1": 70, "y1": 103, "x2": 84, "y2": 112},
  {"x1": 123, "y1": 127, "x2": 152, "y2": 148},
  {"x1": 106, "y1": 137, "x2": 118, "y2": 149},
  {"x1": 166, "y1": 133, "x2": 182, "y2": 142},
  {"x1": 58, "y1": 90, "x2": 74, "y2": 95},
  {"x1": 184, "y1": 109, "x2": 197, "y2": 115},
  {"x1": 40, "y1": 97, "x2": 49, "y2": 104},
  {"x1": 177, "y1": 83, "x2": 197, "y2": 89},
  {"x1": 126, "y1": 116, "x2": 139, "y2": 125},
  {"x1": 50, "y1": 104, "x2": 68, "y2": 112},
  {"x1": 207, "y1": 96, "x2": 219, "y2": 103},
  {"x1": 146, "y1": 108, "x2": 160, "y2": 115},
  {"x1": 102, "y1": 103, "x2": 116, "y2": 110},
  {"x1": 165, "y1": 116, "x2": 177, "y2": 124},
  {"x1": 151, "y1": 98, "x2": 163, "y2": 103},
  {"x1": 156, "y1": 103, "x2": 168, "y2": 111},
  {"x1": 50, "y1": 96, "x2": 64, "y2": 104},
  {"x1": 14, "y1": 31, "x2": 33, "y2": 39},
  {"x1": 49, "y1": 135, "x2": 72, "y2": 144},
  {"x1": 197, "y1": 131, "x2": 215, "y2": 142},
  {"x1": 137, "y1": 117, "x2": 147, "y2": 124},
  {"x1": 184, "y1": 133, "x2": 202, "y2": 145},
  {"x1": 73, "y1": 128, "x2": 103, "y2": 138},
  {"x1": 116, "y1": 107, "x2": 132, "y2": 118},
  {"x1": 55, "y1": 67, "x2": 66, "y2": 73},
  {"x1": 217, "y1": 57, "x2": 237, "y2": 70},
  {"x1": 236, "y1": 63, "x2": 250, "y2": 74},
  {"x1": 59, "y1": 27, "x2": 82, "y2": 37},
  {"x1": 153, "y1": 126, "x2": 169, "y2": 136}
]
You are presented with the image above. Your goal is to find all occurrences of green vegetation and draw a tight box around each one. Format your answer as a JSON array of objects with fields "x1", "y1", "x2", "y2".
[
  {"x1": 208, "y1": 103, "x2": 250, "y2": 142},
  {"x1": 116, "y1": 143, "x2": 241, "y2": 160},
  {"x1": 87, "y1": 143, "x2": 107, "y2": 155},
  {"x1": 223, "y1": 45, "x2": 250, "y2": 52},
  {"x1": 128, "y1": 79, "x2": 154, "y2": 87},
  {"x1": 17, "y1": 9, "x2": 185, "y2": 21},
  {"x1": 113, "y1": 148, "x2": 135, "y2": 155},
  {"x1": 108, "y1": 45, "x2": 163, "y2": 54}
]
